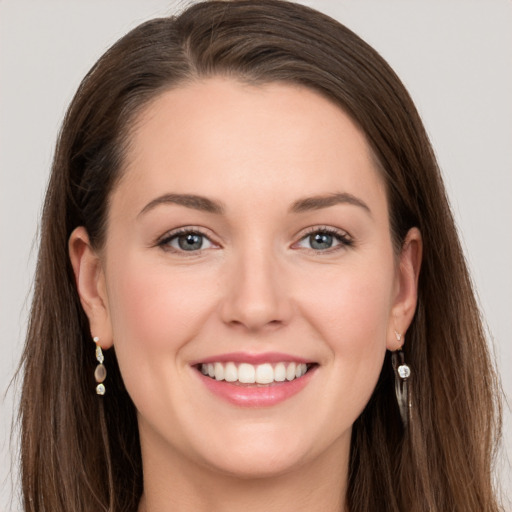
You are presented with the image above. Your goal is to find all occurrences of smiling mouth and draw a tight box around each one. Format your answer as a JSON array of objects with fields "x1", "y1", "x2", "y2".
[{"x1": 196, "y1": 361, "x2": 316, "y2": 385}]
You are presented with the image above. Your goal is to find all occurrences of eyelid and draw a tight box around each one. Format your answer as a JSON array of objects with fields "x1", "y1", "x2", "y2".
[
  {"x1": 155, "y1": 224, "x2": 353, "y2": 254},
  {"x1": 156, "y1": 226, "x2": 220, "y2": 253},
  {"x1": 292, "y1": 225, "x2": 354, "y2": 252}
]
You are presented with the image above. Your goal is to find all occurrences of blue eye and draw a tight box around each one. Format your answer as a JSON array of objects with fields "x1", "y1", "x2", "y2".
[
  {"x1": 160, "y1": 230, "x2": 214, "y2": 252},
  {"x1": 296, "y1": 228, "x2": 352, "y2": 251},
  {"x1": 158, "y1": 227, "x2": 351, "y2": 254},
  {"x1": 309, "y1": 232, "x2": 336, "y2": 250}
]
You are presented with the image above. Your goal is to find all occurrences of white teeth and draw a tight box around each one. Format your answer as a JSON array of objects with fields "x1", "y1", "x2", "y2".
[
  {"x1": 238, "y1": 363, "x2": 255, "y2": 383},
  {"x1": 274, "y1": 362, "x2": 286, "y2": 382},
  {"x1": 224, "y1": 362, "x2": 237, "y2": 382},
  {"x1": 214, "y1": 362, "x2": 224, "y2": 381},
  {"x1": 199, "y1": 361, "x2": 311, "y2": 384},
  {"x1": 255, "y1": 363, "x2": 274, "y2": 384},
  {"x1": 295, "y1": 363, "x2": 307, "y2": 378},
  {"x1": 286, "y1": 362, "x2": 296, "y2": 381}
]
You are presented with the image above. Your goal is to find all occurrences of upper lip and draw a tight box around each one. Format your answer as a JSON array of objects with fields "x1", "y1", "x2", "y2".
[{"x1": 190, "y1": 352, "x2": 313, "y2": 366}]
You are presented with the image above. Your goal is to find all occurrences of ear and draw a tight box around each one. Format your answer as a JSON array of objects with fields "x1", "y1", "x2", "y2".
[
  {"x1": 68, "y1": 226, "x2": 113, "y2": 350},
  {"x1": 387, "y1": 227, "x2": 423, "y2": 351}
]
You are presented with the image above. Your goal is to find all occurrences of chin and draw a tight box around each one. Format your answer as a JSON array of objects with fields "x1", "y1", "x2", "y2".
[
  {"x1": 202, "y1": 445, "x2": 309, "y2": 480},
  {"x1": 190, "y1": 422, "x2": 346, "y2": 480}
]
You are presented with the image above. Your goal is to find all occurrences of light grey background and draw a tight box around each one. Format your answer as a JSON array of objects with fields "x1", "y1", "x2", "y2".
[{"x1": 1, "y1": 1, "x2": 511, "y2": 510}]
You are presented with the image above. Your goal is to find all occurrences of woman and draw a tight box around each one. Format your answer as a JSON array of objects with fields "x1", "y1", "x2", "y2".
[{"x1": 18, "y1": 1, "x2": 503, "y2": 511}]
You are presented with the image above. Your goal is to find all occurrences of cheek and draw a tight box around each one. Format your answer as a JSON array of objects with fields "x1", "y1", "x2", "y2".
[
  {"x1": 304, "y1": 259, "x2": 393, "y2": 340},
  {"x1": 107, "y1": 256, "x2": 213, "y2": 337},
  {"x1": 299, "y1": 258, "x2": 394, "y2": 392},
  {"x1": 104, "y1": 256, "x2": 217, "y2": 384}
]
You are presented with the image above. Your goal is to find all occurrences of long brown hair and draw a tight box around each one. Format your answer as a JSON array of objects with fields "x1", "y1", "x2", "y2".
[{"x1": 19, "y1": 1, "x2": 502, "y2": 510}]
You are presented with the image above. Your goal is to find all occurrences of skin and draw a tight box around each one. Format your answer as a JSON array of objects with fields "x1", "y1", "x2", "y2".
[{"x1": 69, "y1": 78, "x2": 422, "y2": 512}]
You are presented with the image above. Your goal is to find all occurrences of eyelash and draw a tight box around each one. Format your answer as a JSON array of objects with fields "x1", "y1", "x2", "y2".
[
  {"x1": 157, "y1": 226, "x2": 353, "y2": 255},
  {"x1": 296, "y1": 226, "x2": 354, "y2": 253},
  {"x1": 157, "y1": 227, "x2": 215, "y2": 255}
]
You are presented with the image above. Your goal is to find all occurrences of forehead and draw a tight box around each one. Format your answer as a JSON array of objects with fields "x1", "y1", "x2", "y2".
[{"x1": 114, "y1": 77, "x2": 387, "y2": 218}]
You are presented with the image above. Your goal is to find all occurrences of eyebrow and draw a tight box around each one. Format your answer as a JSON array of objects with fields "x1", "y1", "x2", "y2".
[
  {"x1": 138, "y1": 193, "x2": 225, "y2": 217},
  {"x1": 289, "y1": 192, "x2": 372, "y2": 216},
  {"x1": 138, "y1": 191, "x2": 371, "y2": 218}
]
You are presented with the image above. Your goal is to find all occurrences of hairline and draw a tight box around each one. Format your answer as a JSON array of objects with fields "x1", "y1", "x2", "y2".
[{"x1": 102, "y1": 73, "x2": 401, "y2": 255}]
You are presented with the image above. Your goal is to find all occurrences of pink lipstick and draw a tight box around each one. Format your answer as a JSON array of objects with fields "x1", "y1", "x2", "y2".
[{"x1": 192, "y1": 352, "x2": 317, "y2": 407}]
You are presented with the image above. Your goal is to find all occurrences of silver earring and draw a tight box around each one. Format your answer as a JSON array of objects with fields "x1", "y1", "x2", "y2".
[
  {"x1": 391, "y1": 331, "x2": 411, "y2": 427},
  {"x1": 93, "y1": 336, "x2": 107, "y2": 395}
]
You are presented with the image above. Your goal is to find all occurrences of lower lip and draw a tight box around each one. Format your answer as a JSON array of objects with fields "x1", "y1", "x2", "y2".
[{"x1": 196, "y1": 367, "x2": 316, "y2": 407}]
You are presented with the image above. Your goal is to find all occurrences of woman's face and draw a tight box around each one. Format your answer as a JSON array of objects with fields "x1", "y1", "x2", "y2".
[{"x1": 73, "y1": 78, "x2": 419, "y2": 478}]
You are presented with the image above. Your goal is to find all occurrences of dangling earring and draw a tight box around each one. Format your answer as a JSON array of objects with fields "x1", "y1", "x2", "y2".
[
  {"x1": 391, "y1": 331, "x2": 411, "y2": 427},
  {"x1": 93, "y1": 336, "x2": 107, "y2": 395}
]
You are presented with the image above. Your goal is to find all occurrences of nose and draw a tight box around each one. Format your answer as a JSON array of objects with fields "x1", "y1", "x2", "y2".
[{"x1": 219, "y1": 243, "x2": 293, "y2": 333}]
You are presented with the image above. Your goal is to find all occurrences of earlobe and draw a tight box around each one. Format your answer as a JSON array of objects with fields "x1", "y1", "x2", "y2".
[
  {"x1": 68, "y1": 227, "x2": 113, "y2": 349},
  {"x1": 387, "y1": 227, "x2": 423, "y2": 351}
]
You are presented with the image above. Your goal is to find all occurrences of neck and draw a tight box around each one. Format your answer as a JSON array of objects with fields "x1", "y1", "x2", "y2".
[{"x1": 137, "y1": 434, "x2": 350, "y2": 512}]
